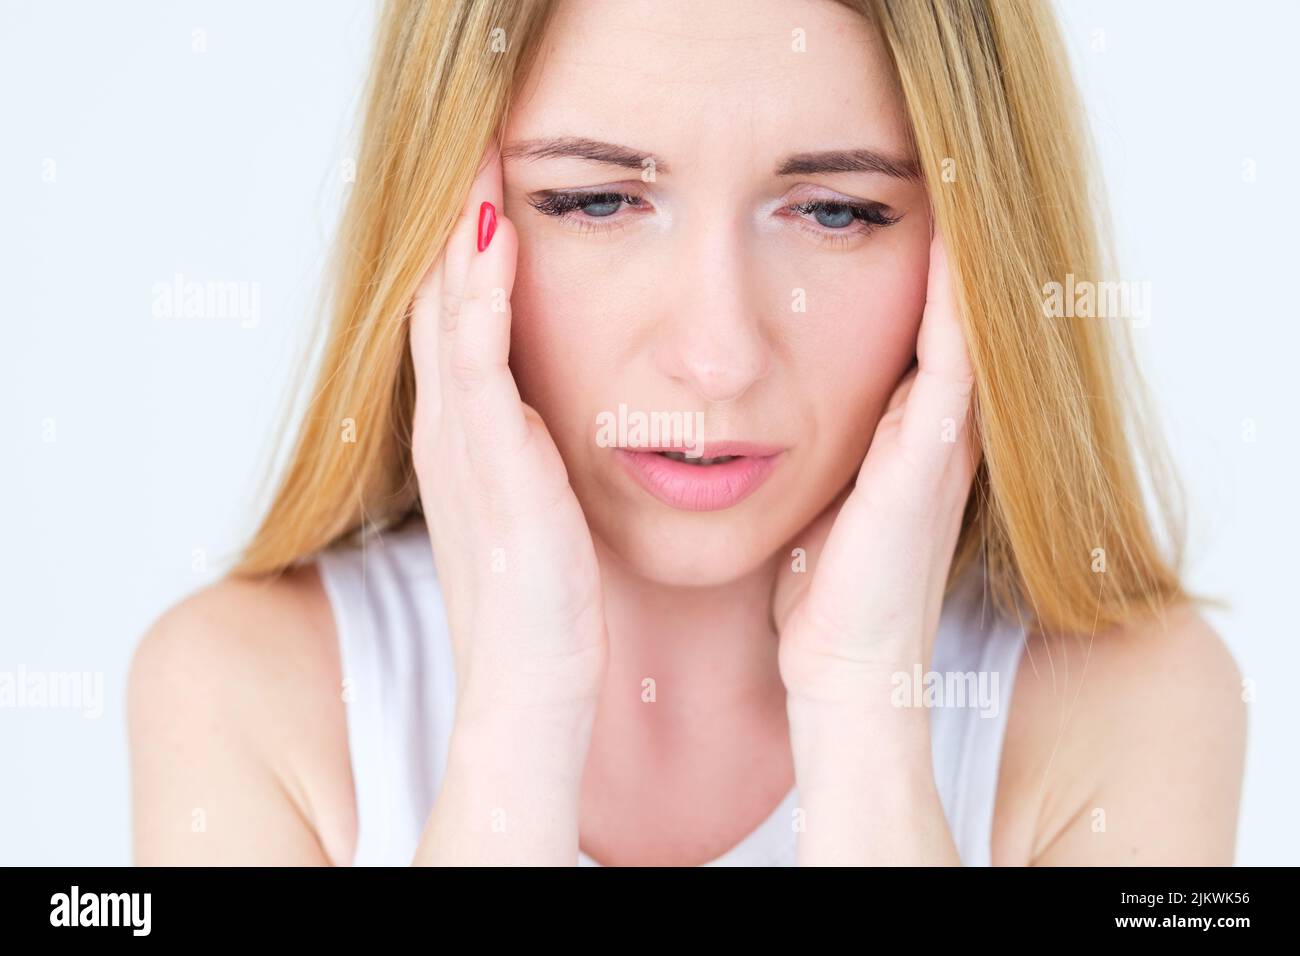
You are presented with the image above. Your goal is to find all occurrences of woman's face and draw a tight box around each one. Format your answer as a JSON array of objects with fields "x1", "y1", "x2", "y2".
[{"x1": 503, "y1": 0, "x2": 930, "y2": 587}]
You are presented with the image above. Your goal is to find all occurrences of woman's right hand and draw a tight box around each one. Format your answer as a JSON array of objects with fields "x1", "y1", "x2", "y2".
[{"x1": 409, "y1": 144, "x2": 607, "y2": 862}]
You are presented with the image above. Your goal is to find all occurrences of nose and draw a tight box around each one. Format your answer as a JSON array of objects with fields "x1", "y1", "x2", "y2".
[{"x1": 653, "y1": 220, "x2": 772, "y2": 404}]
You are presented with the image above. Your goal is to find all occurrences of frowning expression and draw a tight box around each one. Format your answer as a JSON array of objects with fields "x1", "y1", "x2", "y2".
[{"x1": 503, "y1": 0, "x2": 930, "y2": 586}]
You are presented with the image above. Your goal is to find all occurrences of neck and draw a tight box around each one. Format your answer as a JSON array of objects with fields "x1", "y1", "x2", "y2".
[
  {"x1": 578, "y1": 538, "x2": 797, "y2": 863},
  {"x1": 591, "y1": 537, "x2": 787, "y2": 734}
]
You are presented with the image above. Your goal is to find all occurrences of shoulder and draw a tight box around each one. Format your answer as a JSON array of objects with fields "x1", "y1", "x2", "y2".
[
  {"x1": 128, "y1": 563, "x2": 357, "y2": 865},
  {"x1": 132, "y1": 564, "x2": 334, "y2": 688},
  {"x1": 994, "y1": 602, "x2": 1246, "y2": 865}
]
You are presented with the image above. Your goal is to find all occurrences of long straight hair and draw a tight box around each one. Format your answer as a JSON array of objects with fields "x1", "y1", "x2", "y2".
[{"x1": 233, "y1": 0, "x2": 1187, "y2": 637}]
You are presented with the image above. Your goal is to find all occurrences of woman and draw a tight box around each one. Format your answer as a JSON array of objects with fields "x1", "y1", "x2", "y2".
[{"x1": 128, "y1": 0, "x2": 1246, "y2": 866}]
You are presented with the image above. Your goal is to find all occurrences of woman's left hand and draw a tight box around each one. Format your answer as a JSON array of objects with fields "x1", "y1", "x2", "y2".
[{"x1": 773, "y1": 232, "x2": 979, "y2": 711}]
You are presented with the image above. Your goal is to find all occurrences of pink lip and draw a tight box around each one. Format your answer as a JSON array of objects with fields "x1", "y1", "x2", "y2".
[{"x1": 615, "y1": 443, "x2": 785, "y2": 511}]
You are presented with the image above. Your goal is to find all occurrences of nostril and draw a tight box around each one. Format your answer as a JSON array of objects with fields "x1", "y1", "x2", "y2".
[
  {"x1": 682, "y1": 358, "x2": 767, "y2": 404},
  {"x1": 650, "y1": 313, "x2": 772, "y2": 402}
]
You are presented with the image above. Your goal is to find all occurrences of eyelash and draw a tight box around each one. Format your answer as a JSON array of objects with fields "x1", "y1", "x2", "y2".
[
  {"x1": 527, "y1": 191, "x2": 645, "y2": 236},
  {"x1": 527, "y1": 190, "x2": 901, "y2": 244},
  {"x1": 786, "y1": 200, "x2": 901, "y2": 245}
]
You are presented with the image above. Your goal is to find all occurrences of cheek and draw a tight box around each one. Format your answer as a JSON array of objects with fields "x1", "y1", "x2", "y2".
[
  {"x1": 506, "y1": 234, "x2": 629, "y2": 443},
  {"x1": 506, "y1": 258, "x2": 575, "y2": 423},
  {"x1": 506, "y1": 209, "x2": 669, "y2": 402},
  {"x1": 791, "y1": 241, "x2": 930, "y2": 431}
]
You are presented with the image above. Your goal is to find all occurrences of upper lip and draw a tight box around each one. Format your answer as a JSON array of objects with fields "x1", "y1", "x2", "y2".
[{"x1": 619, "y1": 441, "x2": 786, "y2": 458}]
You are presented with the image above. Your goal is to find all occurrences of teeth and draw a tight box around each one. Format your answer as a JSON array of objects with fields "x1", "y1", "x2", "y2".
[{"x1": 659, "y1": 451, "x2": 737, "y2": 465}]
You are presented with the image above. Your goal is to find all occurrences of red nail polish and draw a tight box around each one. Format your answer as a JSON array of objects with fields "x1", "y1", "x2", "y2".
[{"x1": 477, "y1": 201, "x2": 497, "y2": 252}]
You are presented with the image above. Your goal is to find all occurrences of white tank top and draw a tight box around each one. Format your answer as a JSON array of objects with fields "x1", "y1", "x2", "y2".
[{"x1": 316, "y1": 518, "x2": 1025, "y2": 866}]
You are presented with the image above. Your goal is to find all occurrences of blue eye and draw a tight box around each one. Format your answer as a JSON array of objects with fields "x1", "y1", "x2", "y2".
[
  {"x1": 529, "y1": 191, "x2": 643, "y2": 219},
  {"x1": 791, "y1": 199, "x2": 899, "y2": 231},
  {"x1": 811, "y1": 203, "x2": 856, "y2": 228},
  {"x1": 579, "y1": 196, "x2": 622, "y2": 217},
  {"x1": 526, "y1": 189, "x2": 899, "y2": 244}
]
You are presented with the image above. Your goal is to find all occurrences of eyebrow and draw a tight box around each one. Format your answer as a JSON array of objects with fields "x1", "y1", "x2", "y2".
[
  {"x1": 775, "y1": 148, "x2": 920, "y2": 180},
  {"x1": 502, "y1": 137, "x2": 920, "y2": 181},
  {"x1": 502, "y1": 137, "x2": 669, "y2": 174}
]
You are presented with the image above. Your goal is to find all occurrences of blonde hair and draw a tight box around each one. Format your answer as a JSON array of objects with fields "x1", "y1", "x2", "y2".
[{"x1": 234, "y1": 0, "x2": 1187, "y2": 637}]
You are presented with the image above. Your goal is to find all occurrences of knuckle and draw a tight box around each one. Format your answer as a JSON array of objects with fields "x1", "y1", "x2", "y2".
[
  {"x1": 462, "y1": 286, "x2": 511, "y2": 319},
  {"x1": 449, "y1": 351, "x2": 486, "y2": 391},
  {"x1": 439, "y1": 289, "x2": 462, "y2": 331},
  {"x1": 951, "y1": 371, "x2": 976, "y2": 401},
  {"x1": 457, "y1": 290, "x2": 492, "y2": 319}
]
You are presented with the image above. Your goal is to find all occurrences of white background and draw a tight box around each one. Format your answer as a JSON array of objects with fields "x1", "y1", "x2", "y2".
[{"x1": 2, "y1": 0, "x2": 1297, "y2": 865}]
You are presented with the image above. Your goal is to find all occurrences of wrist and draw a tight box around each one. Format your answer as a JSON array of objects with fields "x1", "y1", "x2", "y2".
[
  {"x1": 786, "y1": 688, "x2": 934, "y2": 788},
  {"x1": 784, "y1": 655, "x2": 925, "y2": 718},
  {"x1": 784, "y1": 698, "x2": 958, "y2": 865},
  {"x1": 422, "y1": 704, "x2": 592, "y2": 866},
  {"x1": 451, "y1": 690, "x2": 596, "y2": 781}
]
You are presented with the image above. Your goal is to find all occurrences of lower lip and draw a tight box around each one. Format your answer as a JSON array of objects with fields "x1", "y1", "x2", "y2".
[{"x1": 616, "y1": 450, "x2": 782, "y2": 511}]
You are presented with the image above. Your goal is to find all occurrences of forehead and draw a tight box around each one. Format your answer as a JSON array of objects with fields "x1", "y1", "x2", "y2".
[{"x1": 506, "y1": 0, "x2": 912, "y2": 165}]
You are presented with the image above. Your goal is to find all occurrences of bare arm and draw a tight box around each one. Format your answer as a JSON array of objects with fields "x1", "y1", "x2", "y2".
[
  {"x1": 128, "y1": 569, "x2": 353, "y2": 866},
  {"x1": 1005, "y1": 604, "x2": 1246, "y2": 866}
]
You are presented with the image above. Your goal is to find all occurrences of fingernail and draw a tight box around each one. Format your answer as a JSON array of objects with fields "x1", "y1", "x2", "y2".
[{"x1": 477, "y1": 201, "x2": 497, "y2": 252}]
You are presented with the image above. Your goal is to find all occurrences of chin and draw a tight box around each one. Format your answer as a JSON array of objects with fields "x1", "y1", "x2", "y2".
[{"x1": 587, "y1": 506, "x2": 787, "y2": 589}]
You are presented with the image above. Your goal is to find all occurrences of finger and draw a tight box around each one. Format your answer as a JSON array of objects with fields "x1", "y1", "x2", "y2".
[
  {"x1": 440, "y1": 140, "x2": 505, "y2": 398},
  {"x1": 442, "y1": 140, "x2": 504, "y2": 324},
  {"x1": 898, "y1": 231, "x2": 975, "y2": 466},
  {"x1": 450, "y1": 210, "x2": 529, "y2": 458},
  {"x1": 410, "y1": 140, "x2": 499, "y2": 430},
  {"x1": 410, "y1": 255, "x2": 445, "y2": 424},
  {"x1": 880, "y1": 365, "x2": 918, "y2": 421}
]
